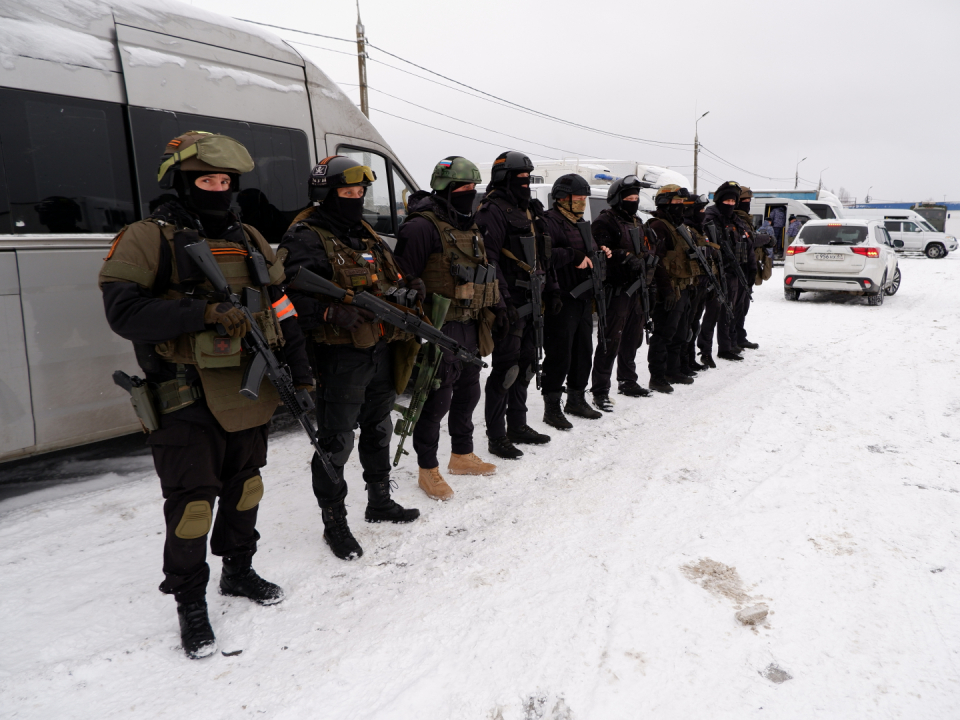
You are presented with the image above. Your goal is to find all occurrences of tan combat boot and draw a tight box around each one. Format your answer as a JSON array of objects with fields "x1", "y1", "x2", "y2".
[
  {"x1": 447, "y1": 453, "x2": 497, "y2": 476},
  {"x1": 418, "y1": 467, "x2": 454, "y2": 501}
]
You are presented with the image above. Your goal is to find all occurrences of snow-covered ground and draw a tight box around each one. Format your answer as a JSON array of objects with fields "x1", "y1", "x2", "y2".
[{"x1": 3, "y1": 257, "x2": 959, "y2": 719}]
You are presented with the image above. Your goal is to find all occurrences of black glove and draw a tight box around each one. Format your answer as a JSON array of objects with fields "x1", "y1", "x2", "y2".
[
  {"x1": 547, "y1": 293, "x2": 563, "y2": 315},
  {"x1": 570, "y1": 248, "x2": 587, "y2": 268},
  {"x1": 324, "y1": 304, "x2": 375, "y2": 332},
  {"x1": 405, "y1": 277, "x2": 426, "y2": 303},
  {"x1": 664, "y1": 292, "x2": 677, "y2": 312},
  {"x1": 492, "y1": 306, "x2": 511, "y2": 343},
  {"x1": 624, "y1": 254, "x2": 644, "y2": 274},
  {"x1": 507, "y1": 302, "x2": 520, "y2": 328}
]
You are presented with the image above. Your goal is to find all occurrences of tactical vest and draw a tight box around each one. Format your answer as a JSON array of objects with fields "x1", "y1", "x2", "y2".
[
  {"x1": 656, "y1": 218, "x2": 702, "y2": 286},
  {"x1": 103, "y1": 218, "x2": 286, "y2": 433},
  {"x1": 413, "y1": 210, "x2": 500, "y2": 323},
  {"x1": 479, "y1": 194, "x2": 551, "y2": 293},
  {"x1": 733, "y1": 211, "x2": 754, "y2": 264},
  {"x1": 298, "y1": 219, "x2": 411, "y2": 348},
  {"x1": 687, "y1": 225, "x2": 721, "y2": 277}
]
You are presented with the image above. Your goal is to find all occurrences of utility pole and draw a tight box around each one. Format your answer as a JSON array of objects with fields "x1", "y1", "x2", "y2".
[
  {"x1": 794, "y1": 156, "x2": 807, "y2": 190},
  {"x1": 356, "y1": 0, "x2": 369, "y2": 118},
  {"x1": 818, "y1": 167, "x2": 829, "y2": 195},
  {"x1": 694, "y1": 110, "x2": 709, "y2": 195}
]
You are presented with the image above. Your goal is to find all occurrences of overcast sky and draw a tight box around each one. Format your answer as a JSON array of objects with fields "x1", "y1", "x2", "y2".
[{"x1": 189, "y1": 0, "x2": 959, "y2": 203}]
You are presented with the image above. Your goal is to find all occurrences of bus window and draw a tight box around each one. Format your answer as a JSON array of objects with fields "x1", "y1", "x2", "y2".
[
  {"x1": 128, "y1": 108, "x2": 311, "y2": 244},
  {"x1": 0, "y1": 88, "x2": 135, "y2": 235},
  {"x1": 338, "y1": 147, "x2": 392, "y2": 235},
  {"x1": 392, "y1": 166, "x2": 414, "y2": 225}
]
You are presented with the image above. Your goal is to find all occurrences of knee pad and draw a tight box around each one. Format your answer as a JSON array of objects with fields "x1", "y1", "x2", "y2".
[
  {"x1": 503, "y1": 364, "x2": 520, "y2": 390},
  {"x1": 175, "y1": 500, "x2": 212, "y2": 539},
  {"x1": 236, "y1": 475, "x2": 264, "y2": 512}
]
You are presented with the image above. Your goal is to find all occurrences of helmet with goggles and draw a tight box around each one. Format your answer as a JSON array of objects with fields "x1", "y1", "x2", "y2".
[
  {"x1": 607, "y1": 174, "x2": 647, "y2": 207},
  {"x1": 157, "y1": 131, "x2": 254, "y2": 190},
  {"x1": 309, "y1": 155, "x2": 377, "y2": 203},
  {"x1": 654, "y1": 184, "x2": 689, "y2": 206}
]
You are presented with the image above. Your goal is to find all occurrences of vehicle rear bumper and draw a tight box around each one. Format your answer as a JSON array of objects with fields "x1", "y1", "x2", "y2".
[{"x1": 784, "y1": 274, "x2": 877, "y2": 292}]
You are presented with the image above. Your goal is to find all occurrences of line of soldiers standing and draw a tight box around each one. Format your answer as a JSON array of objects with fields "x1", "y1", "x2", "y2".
[{"x1": 98, "y1": 132, "x2": 770, "y2": 660}]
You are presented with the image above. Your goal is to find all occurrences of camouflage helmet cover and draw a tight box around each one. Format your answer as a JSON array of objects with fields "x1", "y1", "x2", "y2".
[{"x1": 157, "y1": 131, "x2": 255, "y2": 185}]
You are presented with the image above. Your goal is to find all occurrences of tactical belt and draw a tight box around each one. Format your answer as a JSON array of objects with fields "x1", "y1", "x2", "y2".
[{"x1": 153, "y1": 364, "x2": 203, "y2": 414}]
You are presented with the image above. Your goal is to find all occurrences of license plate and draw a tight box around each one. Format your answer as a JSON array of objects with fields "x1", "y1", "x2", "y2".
[{"x1": 815, "y1": 253, "x2": 844, "y2": 261}]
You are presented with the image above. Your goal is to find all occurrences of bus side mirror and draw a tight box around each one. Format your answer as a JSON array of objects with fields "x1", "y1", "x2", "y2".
[{"x1": 893, "y1": 240, "x2": 904, "y2": 248}]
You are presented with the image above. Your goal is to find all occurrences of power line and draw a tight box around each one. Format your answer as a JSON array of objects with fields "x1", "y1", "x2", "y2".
[
  {"x1": 369, "y1": 108, "x2": 560, "y2": 160},
  {"x1": 699, "y1": 144, "x2": 794, "y2": 182},
  {"x1": 234, "y1": 18, "x2": 354, "y2": 44}
]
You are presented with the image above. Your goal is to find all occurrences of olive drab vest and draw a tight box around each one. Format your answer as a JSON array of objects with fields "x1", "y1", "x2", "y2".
[
  {"x1": 479, "y1": 194, "x2": 551, "y2": 293},
  {"x1": 413, "y1": 210, "x2": 500, "y2": 322},
  {"x1": 101, "y1": 218, "x2": 286, "y2": 433},
  {"x1": 299, "y1": 219, "x2": 411, "y2": 348},
  {"x1": 687, "y1": 224, "x2": 721, "y2": 277},
  {"x1": 656, "y1": 218, "x2": 702, "y2": 288}
]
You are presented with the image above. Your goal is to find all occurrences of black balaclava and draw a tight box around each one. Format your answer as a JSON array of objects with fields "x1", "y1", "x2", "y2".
[
  {"x1": 717, "y1": 201, "x2": 736, "y2": 220},
  {"x1": 737, "y1": 198, "x2": 751, "y2": 214},
  {"x1": 180, "y1": 171, "x2": 238, "y2": 237},
  {"x1": 661, "y1": 202, "x2": 685, "y2": 225},
  {"x1": 618, "y1": 197, "x2": 640, "y2": 217},
  {"x1": 323, "y1": 188, "x2": 366, "y2": 226},
  {"x1": 448, "y1": 188, "x2": 477, "y2": 217},
  {"x1": 684, "y1": 204, "x2": 706, "y2": 230},
  {"x1": 507, "y1": 173, "x2": 531, "y2": 207}
]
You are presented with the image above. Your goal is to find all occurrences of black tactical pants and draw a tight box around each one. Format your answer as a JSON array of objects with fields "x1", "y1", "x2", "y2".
[
  {"x1": 716, "y1": 276, "x2": 744, "y2": 353},
  {"x1": 542, "y1": 295, "x2": 593, "y2": 395},
  {"x1": 485, "y1": 316, "x2": 539, "y2": 439},
  {"x1": 684, "y1": 284, "x2": 709, "y2": 367},
  {"x1": 591, "y1": 290, "x2": 643, "y2": 395},
  {"x1": 311, "y1": 340, "x2": 395, "y2": 508},
  {"x1": 699, "y1": 275, "x2": 742, "y2": 355},
  {"x1": 735, "y1": 266, "x2": 756, "y2": 345},
  {"x1": 648, "y1": 288, "x2": 692, "y2": 379},
  {"x1": 413, "y1": 320, "x2": 481, "y2": 469},
  {"x1": 150, "y1": 405, "x2": 268, "y2": 603}
]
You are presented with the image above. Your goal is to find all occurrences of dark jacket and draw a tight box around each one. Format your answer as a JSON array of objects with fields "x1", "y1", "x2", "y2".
[
  {"x1": 541, "y1": 207, "x2": 589, "y2": 297},
  {"x1": 592, "y1": 207, "x2": 649, "y2": 288},
  {"x1": 645, "y1": 212, "x2": 682, "y2": 296}
]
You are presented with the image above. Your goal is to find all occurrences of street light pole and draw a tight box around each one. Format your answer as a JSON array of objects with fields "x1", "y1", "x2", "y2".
[
  {"x1": 694, "y1": 110, "x2": 709, "y2": 195},
  {"x1": 794, "y1": 156, "x2": 807, "y2": 190},
  {"x1": 356, "y1": 0, "x2": 369, "y2": 118},
  {"x1": 818, "y1": 167, "x2": 829, "y2": 195}
]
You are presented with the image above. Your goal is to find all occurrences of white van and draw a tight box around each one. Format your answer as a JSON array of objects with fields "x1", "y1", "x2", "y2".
[
  {"x1": 842, "y1": 208, "x2": 957, "y2": 258},
  {"x1": 0, "y1": 1, "x2": 419, "y2": 462},
  {"x1": 474, "y1": 183, "x2": 653, "y2": 225}
]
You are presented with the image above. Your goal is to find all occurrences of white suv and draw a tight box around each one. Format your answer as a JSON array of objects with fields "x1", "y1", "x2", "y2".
[{"x1": 783, "y1": 219, "x2": 901, "y2": 306}]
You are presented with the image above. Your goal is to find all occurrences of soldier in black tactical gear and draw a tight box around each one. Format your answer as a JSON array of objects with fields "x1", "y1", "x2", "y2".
[
  {"x1": 99, "y1": 131, "x2": 313, "y2": 659},
  {"x1": 475, "y1": 151, "x2": 553, "y2": 459},
  {"x1": 681, "y1": 193, "x2": 716, "y2": 372},
  {"x1": 699, "y1": 181, "x2": 746, "y2": 363},
  {"x1": 590, "y1": 175, "x2": 654, "y2": 410},
  {"x1": 539, "y1": 173, "x2": 608, "y2": 427},
  {"x1": 732, "y1": 187, "x2": 770, "y2": 351},
  {"x1": 280, "y1": 156, "x2": 421, "y2": 562},
  {"x1": 645, "y1": 185, "x2": 701, "y2": 393},
  {"x1": 393, "y1": 156, "x2": 500, "y2": 500}
]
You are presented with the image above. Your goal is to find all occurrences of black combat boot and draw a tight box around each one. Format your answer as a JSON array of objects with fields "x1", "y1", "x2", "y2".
[
  {"x1": 666, "y1": 373, "x2": 694, "y2": 385},
  {"x1": 739, "y1": 340, "x2": 759, "y2": 350},
  {"x1": 717, "y1": 350, "x2": 744, "y2": 362},
  {"x1": 489, "y1": 434, "x2": 523, "y2": 459},
  {"x1": 507, "y1": 424, "x2": 552, "y2": 445},
  {"x1": 565, "y1": 390, "x2": 602, "y2": 419},
  {"x1": 618, "y1": 380, "x2": 651, "y2": 397},
  {"x1": 365, "y1": 481, "x2": 420, "y2": 523},
  {"x1": 648, "y1": 376, "x2": 674, "y2": 394},
  {"x1": 219, "y1": 555, "x2": 284, "y2": 605},
  {"x1": 321, "y1": 503, "x2": 363, "y2": 560},
  {"x1": 593, "y1": 394, "x2": 614, "y2": 412},
  {"x1": 689, "y1": 354, "x2": 707, "y2": 371},
  {"x1": 177, "y1": 599, "x2": 217, "y2": 660},
  {"x1": 699, "y1": 352, "x2": 716, "y2": 369},
  {"x1": 542, "y1": 392, "x2": 573, "y2": 429}
]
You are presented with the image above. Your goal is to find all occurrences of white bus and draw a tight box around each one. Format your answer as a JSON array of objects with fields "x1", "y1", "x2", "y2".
[{"x1": 0, "y1": 0, "x2": 419, "y2": 462}]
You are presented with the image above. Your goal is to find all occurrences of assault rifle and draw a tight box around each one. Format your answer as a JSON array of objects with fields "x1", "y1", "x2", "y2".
[
  {"x1": 625, "y1": 226, "x2": 657, "y2": 342},
  {"x1": 514, "y1": 234, "x2": 546, "y2": 389},
  {"x1": 676, "y1": 224, "x2": 735, "y2": 319},
  {"x1": 287, "y1": 267, "x2": 486, "y2": 369},
  {"x1": 571, "y1": 221, "x2": 609, "y2": 352},
  {"x1": 705, "y1": 221, "x2": 750, "y2": 289},
  {"x1": 392, "y1": 295, "x2": 452, "y2": 467},
  {"x1": 184, "y1": 239, "x2": 339, "y2": 484}
]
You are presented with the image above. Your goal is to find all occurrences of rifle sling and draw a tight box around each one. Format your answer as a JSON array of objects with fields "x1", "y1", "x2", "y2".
[{"x1": 500, "y1": 248, "x2": 534, "y2": 274}]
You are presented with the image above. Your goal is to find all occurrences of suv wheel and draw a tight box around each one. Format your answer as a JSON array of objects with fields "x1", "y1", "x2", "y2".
[
  {"x1": 784, "y1": 287, "x2": 801, "y2": 301},
  {"x1": 885, "y1": 266, "x2": 901, "y2": 296},
  {"x1": 925, "y1": 242, "x2": 946, "y2": 259}
]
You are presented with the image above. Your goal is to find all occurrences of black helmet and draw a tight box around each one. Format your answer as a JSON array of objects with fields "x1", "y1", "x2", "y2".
[
  {"x1": 552, "y1": 173, "x2": 591, "y2": 200},
  {"x1": 713, "y1": 181, "x2": 742, "y2": 205},
  {"x1": 684, "y1": 193, "x2": 710, "y2": 208},
  {"x1": 309, "y1": 155, "x2": 376, "y2": 203},
  {"x1": 654, "y1": 184, "x2": 690, "y2": 206},
  {"x1": 606, "y1": 174, "x2": 646, "y2": 207},
  {"x1": 490, "y1": 151, "x2": 534, "y2": 185}
]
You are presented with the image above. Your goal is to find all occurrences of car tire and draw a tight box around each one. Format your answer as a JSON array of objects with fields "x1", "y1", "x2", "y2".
[
  {"x1": 868, "y1": 274, "x2": 886, "y2": 306},
  {"x1": 885, "y1": 266, "x2": 901, "y2": 296},
  {"x1": 925, "y1": 243, "x2": 946, "y2": 259},
  {"x1": 784, "y1": 287, "x2": 801, "y2": 301}
]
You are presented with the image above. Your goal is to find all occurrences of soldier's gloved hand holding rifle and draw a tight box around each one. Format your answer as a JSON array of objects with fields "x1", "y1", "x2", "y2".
[
  {"x1": 204, "y1": 302, "x2": 251, "y2": 338},
  {"x1": 570, "y1": 221, "x2": 610, "y2": 352}
]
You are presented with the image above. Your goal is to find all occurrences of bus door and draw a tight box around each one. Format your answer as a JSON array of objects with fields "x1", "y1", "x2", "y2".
[
  {"x1": 766, "y1": 204, "x2": 788, "y2": 254},
  {"x1": 0, "y1": 252, "x2": 34, "y2": 456}
]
